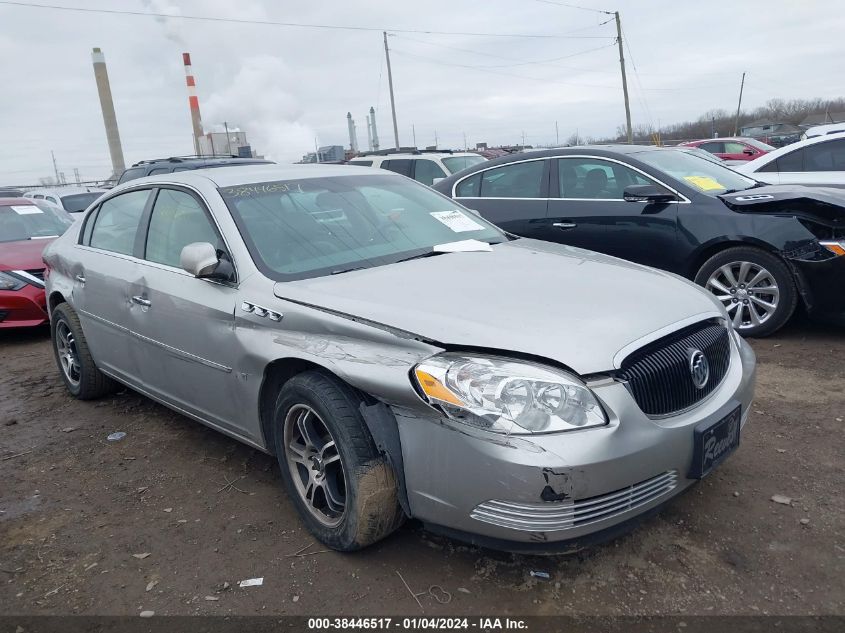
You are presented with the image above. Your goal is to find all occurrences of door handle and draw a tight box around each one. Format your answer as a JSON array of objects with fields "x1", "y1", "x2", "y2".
[
  {"x1": 131, "y1": 295, "x2": 151, "y2": 307},
  {"x1": 75, "y1": 274, "x2": 86, "y2": 284},
  {"x1": 553, "y1": 222, "x2": 577, "y2": 230}
]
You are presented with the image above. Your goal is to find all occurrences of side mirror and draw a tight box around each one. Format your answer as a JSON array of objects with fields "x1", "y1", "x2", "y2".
[
  {"x1": 623, "y1": 184, "x2": 676, "y2": 204},
  {"x1": 180, "y1": 241, "x2": 234, "y2": 281},
  {"x1": 743, "y1": 148, "x2": 754, "y2": 155},
  {"x1": 432, "y1": 177, "x2": 445, "y2": 185}
]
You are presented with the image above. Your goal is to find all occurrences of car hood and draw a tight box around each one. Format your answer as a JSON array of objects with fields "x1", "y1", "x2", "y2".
[
  {"x1": 719, "y1": 184, "x2": 845, "y2": 226},
  {"x1": 273, "y1": 239, "x2": 723, "y2": 375},
  {"x1": 0, "y1": 238, "x2": 54, "y2": 271}
]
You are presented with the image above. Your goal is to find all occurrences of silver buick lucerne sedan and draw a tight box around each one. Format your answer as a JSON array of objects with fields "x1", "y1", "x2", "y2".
[{"x1": 43, "y1": 164, "x2": 756, "y2": 552}]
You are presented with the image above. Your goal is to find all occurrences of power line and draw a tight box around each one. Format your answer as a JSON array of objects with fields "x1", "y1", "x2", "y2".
[
  {"x1": 532, "y1": 0, "x2": 612, "y2": 14},
  {"x1": 395, "y1": 34, "x2": 615, "y2": 70},
  {"x1": 0, "y1": 1, "x2": 612, "y2": 39}
]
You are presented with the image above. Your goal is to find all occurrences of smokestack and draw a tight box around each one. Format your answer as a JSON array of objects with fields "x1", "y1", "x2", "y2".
[
  {"x1": 91, "y1": 48, "x2": 126, "y2": 180},
  {"x1": 369, "y1": 107, "x2": 380, "y2": 151},
  {"x1": 346, "y1": 112, "x2": 359, "y2": 152},
  {"x1": 183, "y1": 53, "x2": 204, "y2": 154},
  {"x1": 366, "y1": 115, "x2": 373, "y2": 151}
]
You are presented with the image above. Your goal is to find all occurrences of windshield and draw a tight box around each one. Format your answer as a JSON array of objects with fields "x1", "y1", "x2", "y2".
[
  {"x1": 744, "y1": 138, "x2": 776, "y2": 152},
  {"x1": 219, "y1": 174, "x2": 506, "y2": 281},
  {"x1": 635, "y1": 149, "x2": 757, "y2": 196},
  {"x1": 0, "y1": 202, "x2": 74, "y2": 242},
  {"x1": 61, "y1": 192, "x2": 103, "y2": 212},
  {"x1": 442, "y1": 155, "x2": 487, "y2": 174}
]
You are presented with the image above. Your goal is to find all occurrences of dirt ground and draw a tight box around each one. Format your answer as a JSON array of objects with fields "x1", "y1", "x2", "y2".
[{"x1": 1, "y1": 316, "x2": 843, "y2": 618}]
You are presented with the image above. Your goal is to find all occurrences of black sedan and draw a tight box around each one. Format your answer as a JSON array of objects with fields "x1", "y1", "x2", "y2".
[{"x1": 433, "y1": 146, "x2": 845, "y2": 336}]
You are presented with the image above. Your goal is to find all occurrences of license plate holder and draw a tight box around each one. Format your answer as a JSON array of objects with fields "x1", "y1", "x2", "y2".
[{"x1": 688, "y1": 403, "x2": 741, "y2": 479}]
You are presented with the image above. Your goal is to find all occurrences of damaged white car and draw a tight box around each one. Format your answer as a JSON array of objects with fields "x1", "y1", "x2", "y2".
[{"x1": 43, "y1": 164, "x2": 756, "y2": 552}]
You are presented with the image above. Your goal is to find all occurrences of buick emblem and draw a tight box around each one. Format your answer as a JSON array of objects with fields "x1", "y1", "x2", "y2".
[{"x1": 688, "y1": 349, "x2": 710, "y2": 389}]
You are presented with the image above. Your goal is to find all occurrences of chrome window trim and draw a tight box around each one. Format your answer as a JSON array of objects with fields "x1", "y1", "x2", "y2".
[
  {"x1": 452, "y1": 154, "x2": 691, "y2": 204},
  {"x1": 451, "y1": 157, "x2": 550, "y2": 199},
  {"x1": 81, "y1": 181, "x2": 240, "y2": 283}
]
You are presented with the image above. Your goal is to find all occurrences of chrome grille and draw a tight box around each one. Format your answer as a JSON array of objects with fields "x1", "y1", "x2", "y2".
[
  {"x1": 470, "y1": 470, "x2": 678, "y2": 532},
  {"x1": 617, "y1": 321, "x2": 731, "y2": 416}
]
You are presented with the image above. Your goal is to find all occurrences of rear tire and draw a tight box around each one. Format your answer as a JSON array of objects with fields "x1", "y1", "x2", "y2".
[
  {"x1": 273, "y1": 371, "x2": 404, "y2": 551},
  {"x1": 50, "y1": 303, "x2": 116, "y2": 399},
  {"x1": 694, "y1": 246, "x2": 797, "y2": 337}
]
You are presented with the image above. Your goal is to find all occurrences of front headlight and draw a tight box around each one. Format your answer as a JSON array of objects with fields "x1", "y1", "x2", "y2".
[
  {"x1": 413, "y1": 354, "x2": 607, "y2": 434},
  {"x1": 0, "y1": 271, "x2": 26, "y2": 291}
]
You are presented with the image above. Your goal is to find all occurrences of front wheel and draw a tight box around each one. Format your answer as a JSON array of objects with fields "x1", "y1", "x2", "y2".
[
  {"x1": 273, "y1": 371, "x2": 404, "y2": 551},
  {"x1": 694, "y1": 246, "x2": 798, "y2": 337}
]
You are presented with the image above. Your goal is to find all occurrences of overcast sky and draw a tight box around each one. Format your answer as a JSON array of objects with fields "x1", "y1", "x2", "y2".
[{"x1": 2, "y1": 0, "x2": 843, "y2": 184}]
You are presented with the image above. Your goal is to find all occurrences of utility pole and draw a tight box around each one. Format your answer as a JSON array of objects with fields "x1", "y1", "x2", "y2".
[
  {"x1": 555, "y1": 120, "x2": 559, "y2": 146},
  {"x1": 521, "y1": 130, "x2": 526, "y2": 147},
  {"x1": 463, "y1": 132, "x2": 467, "y2": 151},
  {"x1": 615, "y1": 11, "x2": 633, "y2": 144},
  {"x1": 733, "y1": 72, "x2": 746, "y2": 136},
  {"x1": 73, "y1": 168, "x2": 81, "y2": 184},
  {"x1": 383, "y1": 31, "x2": 400, "y2": 149},
  {"x1": 224, "y1": 121, "x2": 232, "y2": 155},
  {"x1": 412, "y1": 124, "x2": 416, "y2": 148},
  {"x1": 51, "y1": 150, "x2": 60, "y2": 184},
  {"x1": 434, "y1": 130, "x2": 438, "y2": 148}
]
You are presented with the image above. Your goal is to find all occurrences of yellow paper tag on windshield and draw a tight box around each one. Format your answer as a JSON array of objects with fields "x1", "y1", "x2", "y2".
[{"x1": 684, "y1": 176, "x2": 725, "y2": 191}]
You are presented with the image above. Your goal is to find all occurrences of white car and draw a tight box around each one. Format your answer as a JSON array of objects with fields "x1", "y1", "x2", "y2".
[
  {"x1": 802, "y1": 122, "x2": 845, "y2": 140},
  {"x1": 24, "y1": 186, "x2": 108, "y2": 213},
  {"x1": 347, "y1": 151, "x2": 487, "y2": 186},
  {"x1": 735, "y1": 132, "x2": 845, "y2": 187}
]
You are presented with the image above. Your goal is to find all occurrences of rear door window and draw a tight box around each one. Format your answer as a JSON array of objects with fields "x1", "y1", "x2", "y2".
[
  {"x1": 148, "y1": 167, "x2": 172, "y2": 175},
  {"x1": 381, "y1": 159, "x2": 412, "y2": 177},
  {"x1": 88, "y1": 189, "x2": 150, "y2": 255},
  {"x1": 478, "y1": 160, "x2": 546, "y2": 198},
  {"x1": 698, "y1": 142, "x2": 724, "y2": 154},
  {"x1": 412, "y1": 159, "x2": 447, "y2": 186}
]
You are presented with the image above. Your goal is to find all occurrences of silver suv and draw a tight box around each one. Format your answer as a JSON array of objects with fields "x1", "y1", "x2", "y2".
[{"x1": 43, "y1": 164, "x2": 756, "y2": 552}]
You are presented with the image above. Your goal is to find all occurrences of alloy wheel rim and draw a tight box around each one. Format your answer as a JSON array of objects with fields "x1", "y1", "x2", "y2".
[
  {"x1": 283, "y1": 404, "x2": 346, "y2": 527},
  {"x1": 706, "y1": 261, "x2": 780, "y2": 330},
  {"x1": 55, "y1": 321, "x2": 81, "y2": 387}
]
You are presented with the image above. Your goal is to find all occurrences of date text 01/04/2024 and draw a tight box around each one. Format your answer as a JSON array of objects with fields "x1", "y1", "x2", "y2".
[{"x1": 307, "y1": 617, "x2": 529, "y2": 630}]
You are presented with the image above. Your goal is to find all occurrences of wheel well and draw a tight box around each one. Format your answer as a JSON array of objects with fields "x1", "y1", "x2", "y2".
[
  {"x1": 258, "y1": 358, "x2": 332, "y2": 455},
  {"x1": 688, "y1": 239, "x2": 780, "y2": 279},
  {"x1": 48, "y1": 291, "x2": 66, "y2": 315}
]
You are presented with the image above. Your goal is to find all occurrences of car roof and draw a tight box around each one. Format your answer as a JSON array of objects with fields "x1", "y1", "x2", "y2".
[
  {"x1": 114, "y1": 163, "x2": 397, "y2": 189},
  {"x1": 24, "y1": 186, "x2": 107, "y2": 196},
  {"x1": 351, "y1": 152, "x2": 481, "y2": 159}
]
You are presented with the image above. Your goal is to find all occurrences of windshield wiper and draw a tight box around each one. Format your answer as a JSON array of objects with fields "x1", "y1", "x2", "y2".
[{"x1": 394, "y1": 250, "x2": 446, "y2": 264}]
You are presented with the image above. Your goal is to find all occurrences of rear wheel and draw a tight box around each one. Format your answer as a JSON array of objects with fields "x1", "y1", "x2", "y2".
[
  {"x1": 50, "y1": 303, "x2": 116, "y2": 399},
  {"x1": 273, "y1": 371, "x2": 404, "y2": 551},
  {"x1": 695, "y1": 246, "x2": 797, "y2": 337}
]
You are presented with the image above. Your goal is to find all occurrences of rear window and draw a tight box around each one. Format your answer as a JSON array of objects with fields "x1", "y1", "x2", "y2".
[
  {"x1": 60, "y1": 192, "x2": 103, "y2": 213},
  {"x1": 117, "y1": 167, "x2": 147, "y2": 184},
  {"x1": 0, "y1": 203, "x2": 73, "y2": 242},
  {"x1": 442, "y1": 155, "x2": 487, "y2": 174}
]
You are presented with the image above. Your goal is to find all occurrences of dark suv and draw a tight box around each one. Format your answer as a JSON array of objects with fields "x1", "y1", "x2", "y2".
[{"x1": 117, "y1": 156, "x2": 273, "y2": 185}]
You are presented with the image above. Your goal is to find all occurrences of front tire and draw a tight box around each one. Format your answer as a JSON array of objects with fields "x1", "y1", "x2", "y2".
[
  {"x1": 694, "y1": 246, "x2": 798, "y2": 337},
  {"x1": 273, "y1": 371, "x2": 404, "y2": 551},
  {"x1": 50, "y1": 303, "x2": 116, "y2": 399}
]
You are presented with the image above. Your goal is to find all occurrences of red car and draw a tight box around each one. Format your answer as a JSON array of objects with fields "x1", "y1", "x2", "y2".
[
  {"x1": 0, "y1": 197, "x2": 74, "y2": 328},
  {"x1": 678, "y1": 137, "x2": 776, "y2": 161}
]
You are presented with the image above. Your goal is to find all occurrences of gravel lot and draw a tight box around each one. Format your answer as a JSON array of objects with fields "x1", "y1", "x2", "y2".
[{"x1": 1, "y1": 316, "x2": 843, "y2": 617}]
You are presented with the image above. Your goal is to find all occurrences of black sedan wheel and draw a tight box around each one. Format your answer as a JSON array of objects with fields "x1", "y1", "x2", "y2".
[{"x1": 695, "y1": 247, "x2": 798, "y2": 337}]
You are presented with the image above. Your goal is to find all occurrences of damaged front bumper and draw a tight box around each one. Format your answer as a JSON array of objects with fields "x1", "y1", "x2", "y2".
[
  {"x1": 393, "y1": 335, "x2": 756, "y2": 552},
  {"x1": 791, "y1": 254, "x2": 845, "y2": 324}
]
